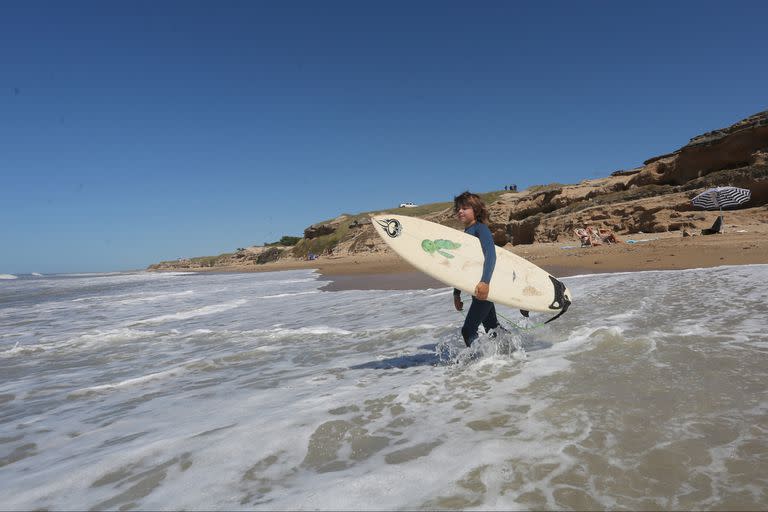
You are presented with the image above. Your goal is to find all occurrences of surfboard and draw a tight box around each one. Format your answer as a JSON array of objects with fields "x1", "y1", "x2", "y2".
[{"x1": 371, "y1": 215, "x2": 572, "y2": 315}]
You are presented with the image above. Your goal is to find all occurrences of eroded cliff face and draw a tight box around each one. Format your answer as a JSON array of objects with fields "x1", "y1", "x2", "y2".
[
  {"x1": 330, "y1": 110, "x2": 768, "y2": 253},
  {"x1": 631, "y1": 110, "x2": 768, "y2": 187}
]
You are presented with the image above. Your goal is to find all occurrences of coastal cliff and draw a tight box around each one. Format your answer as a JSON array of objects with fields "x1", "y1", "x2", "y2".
[{"x1": 149, "y1": 110, "x2": 768, "y2": 271}]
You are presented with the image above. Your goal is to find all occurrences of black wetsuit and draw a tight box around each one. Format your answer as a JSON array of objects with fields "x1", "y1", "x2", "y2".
[{"x1": 454, "y1": 222, "x2": 499, "y2": 346}]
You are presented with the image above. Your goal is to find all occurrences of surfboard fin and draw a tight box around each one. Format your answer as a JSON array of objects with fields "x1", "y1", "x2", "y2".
[{"x1": 519, "y1": 309, "x2": 529, "y2": 317}]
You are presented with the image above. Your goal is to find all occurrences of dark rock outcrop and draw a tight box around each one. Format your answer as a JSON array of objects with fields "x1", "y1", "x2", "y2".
[
  {"x1": 489, "y1": 223, "x2": 510, "y2": 246},
  {"x1": 303, "y1": 223, "x2": 336, "y2": 239},
  {"x1": 256, "y1": 247, "x2": 282, "y2": 264}
]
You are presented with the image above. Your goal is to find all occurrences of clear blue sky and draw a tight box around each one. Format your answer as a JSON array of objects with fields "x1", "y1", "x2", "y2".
[{"x1": 2, "y1": 1, "x2": 766, "y2": 273}]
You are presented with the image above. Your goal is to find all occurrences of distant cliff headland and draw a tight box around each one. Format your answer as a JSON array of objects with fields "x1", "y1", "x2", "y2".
[{"x1": 149, "y1": 110, "x2": 768, "y2": 272}]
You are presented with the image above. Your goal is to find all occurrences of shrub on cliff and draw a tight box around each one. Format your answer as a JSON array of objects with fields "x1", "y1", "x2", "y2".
[
  {"x1": 256, "y1": 247, "x2": 283, "y2": 264},
  {"x1": 266, "y1": 236, "x2": 301, "y2": 247}
]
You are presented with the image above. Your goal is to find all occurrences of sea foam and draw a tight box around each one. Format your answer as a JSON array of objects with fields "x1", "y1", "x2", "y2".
[{"x1": 1, "y1": 266, "x2": 767, "y2": 510}]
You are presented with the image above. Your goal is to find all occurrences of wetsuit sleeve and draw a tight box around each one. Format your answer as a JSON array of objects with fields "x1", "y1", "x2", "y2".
[{"x1": 477, "y1": 224, "x2": 496, "y2": 283}]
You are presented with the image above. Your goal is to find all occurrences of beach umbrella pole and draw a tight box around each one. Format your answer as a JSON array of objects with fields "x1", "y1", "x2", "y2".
[{"x1": 719, "y1": 206, "x2": 724, "y2": 233}]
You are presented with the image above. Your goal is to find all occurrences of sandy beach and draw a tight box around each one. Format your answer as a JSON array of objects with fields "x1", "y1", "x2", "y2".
[{"x1": 175, "y1": 217, "x2": 768, "y2": 290}]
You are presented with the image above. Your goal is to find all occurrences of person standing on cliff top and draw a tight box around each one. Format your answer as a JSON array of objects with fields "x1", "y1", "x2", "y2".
[{"x1": 452, "y1": 191, "x2": 501, "y2": 347}]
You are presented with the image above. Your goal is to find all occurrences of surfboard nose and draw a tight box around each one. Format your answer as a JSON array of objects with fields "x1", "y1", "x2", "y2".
[{"x1": 371, "y1": 215, "x2": 403, "y2": 239}]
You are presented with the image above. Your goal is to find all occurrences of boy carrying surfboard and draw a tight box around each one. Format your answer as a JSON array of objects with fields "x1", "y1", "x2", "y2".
[
  {"x1": 452, "y1": 191, "x2": 501, "y2": 347},
  {"x1": 370, "y1": 194, "x2": 571, "y2": 343}
]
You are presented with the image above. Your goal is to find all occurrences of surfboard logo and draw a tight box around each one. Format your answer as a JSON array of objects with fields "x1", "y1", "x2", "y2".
[
  {"x1": 421, "y1": 239, "x2": 461, "y2": 259},
  {"x1": 376, "y1": 218, "x2": 402, "y2": 238}
]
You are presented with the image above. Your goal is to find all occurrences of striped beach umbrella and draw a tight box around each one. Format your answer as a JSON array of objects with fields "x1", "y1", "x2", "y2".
[
  {"x1": 691, "y1": 186, "x2": 751, "y2": 233},
  {"x1": 691, "y1": 186, "x2": 751, "y2": 211}
]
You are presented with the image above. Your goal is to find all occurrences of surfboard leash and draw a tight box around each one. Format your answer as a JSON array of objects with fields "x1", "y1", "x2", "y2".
[
  {"x1": 456, "y1": 308, "x2": 546, "y2": 332},
  {"x1": 455, "y1": 279, "x2": 571, "y2": 330},
  {"x1": 497, "y1": 310, "x2": 548, "y2": 331}
]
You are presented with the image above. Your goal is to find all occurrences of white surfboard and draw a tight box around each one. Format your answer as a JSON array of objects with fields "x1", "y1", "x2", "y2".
[{"x1": 371, "y1": 215, "x2": 572, "y2": 315}]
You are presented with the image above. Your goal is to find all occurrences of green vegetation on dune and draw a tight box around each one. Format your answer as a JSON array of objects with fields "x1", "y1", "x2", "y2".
[
  {"x1": 189, "y1": 253, "x2": 233, "y2": 267},
  {"x1": 266, "y1": 235, "x2": 302, "y2": 247},
  {"x1": 291, "y1": 226, "x2": 349, "y2": 258}
]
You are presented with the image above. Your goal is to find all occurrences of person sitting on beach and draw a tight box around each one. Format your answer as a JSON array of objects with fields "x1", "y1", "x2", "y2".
[
  {"x1": 597, "y1": 228, "x2": 621, "y2": 244},
  {"x1": 585, "y1": 226, "x2": 605, "y2": 245},
  {"x1": 574, "y1": 228, "x2": 597, "y2": 247},
  {"x1": 452, "y1": 191, "x2": 501, "y2": 347}
]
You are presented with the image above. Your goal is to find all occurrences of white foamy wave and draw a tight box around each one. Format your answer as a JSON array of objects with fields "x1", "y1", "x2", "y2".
[
  {"x1": 31, "y1": 272, "x2": 43, "y2": 277},
  {"x1": 64, "y1": 271, "x2": 134, "y2": 277},
  {"x1": 423, "y1": 289, "x2": 454, "y2": 298},
  {"x1": 136, "y1": 299, "x2": 248, "y2": 324},
  {"x1": 361, "y1": 323, "x2": 446, "y2": 336},
  {"x1": 148, "y1": 271, "x2": 198, "y2": 277},
  {"x1": 68, "y1": 361, "x2": 198, "y2": 397},
  {"x1": 393, "y1": 323, "x2": 441, "y2": 331},
  {"x1": 294, "y1": 326, "x2": 352, "y2": 335},
  {"x1": 255, "y1": 344, "x2": 283, "y2": 352},
  {"x1": 1, "y1": 328, "x2": 158, "y2": 357},
  {"x1": 189, "y1": 329, "x2": 214, "y2": 335},
  {"x1": 0, "y1": 274, "x2": 18, "y2": 280},
  {"x1": 114, "y1": 290, "x2": 196, "y2": 305},
  {"x1": 256, "y1": 272, "x2": 319, "y2": 285},
  {"x1": 262, "y1": 326, "x2": 353, "y2": 339},
  {"x1": 72, "y1": 290, "x2": 196, "y2": 304},
  {"x1": 257, "y1": 291, "x2": 320, "y2": 299},
  {"x1": 76, "y1": 328, "x2": 158, "y2": 345},
  {"x1": 0, "y1": 342, "x2": 45, "y2": 357}
]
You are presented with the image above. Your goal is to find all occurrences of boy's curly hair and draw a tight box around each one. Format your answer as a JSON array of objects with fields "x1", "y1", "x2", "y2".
[{"x1": 453, "y1": 191, "x2": 490, "y2": 224}]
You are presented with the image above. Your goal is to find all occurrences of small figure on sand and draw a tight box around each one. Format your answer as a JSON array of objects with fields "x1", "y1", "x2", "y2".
[{"x1": 574, "y1": 226, "x2": 621, "y2": 247}]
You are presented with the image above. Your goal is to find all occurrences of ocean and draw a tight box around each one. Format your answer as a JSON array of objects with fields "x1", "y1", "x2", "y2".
[{"x1": 1, "y1": 266, "x2": 767, "y2": 510}]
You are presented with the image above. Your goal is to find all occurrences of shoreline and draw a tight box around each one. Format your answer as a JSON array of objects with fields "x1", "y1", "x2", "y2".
[{"x1": 152, "y1": 227, "x2": 768, "y2": 291}]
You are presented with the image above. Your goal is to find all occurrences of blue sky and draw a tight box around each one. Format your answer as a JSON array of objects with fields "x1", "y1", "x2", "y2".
[{"x1": 2, "y1": 1, "x2": 767, "y2": 273}]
